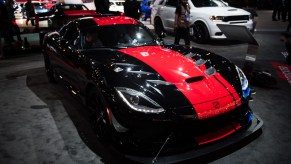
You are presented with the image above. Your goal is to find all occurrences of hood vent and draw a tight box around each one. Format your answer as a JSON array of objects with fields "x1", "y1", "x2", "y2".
[{"x1": 185, "y1": 76, "x2": 204, "y2": 83}]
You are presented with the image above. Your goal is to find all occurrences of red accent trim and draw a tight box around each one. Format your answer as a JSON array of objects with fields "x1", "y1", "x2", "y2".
[
  {"x1": 63, "y1": 10, "x2": 100, "y2": 17},
  {"x1": 195, "y1": 122, "x2": 241, "y2": 145},
  {"x1": 106, "y1": 107, "x2": 112, "y2": 125},
  {"x1": 119, "y1": 46, "x2": 240, "y2": 119},
  {"x1": 92, "y1": 16, "x2": 138, "y2": 26}
]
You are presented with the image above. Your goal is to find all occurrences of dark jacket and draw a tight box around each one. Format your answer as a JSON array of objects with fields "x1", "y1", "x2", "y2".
[
  {"x1": 94, "y1": 0, "x2": 109, "y2": 14},
  {"x1": 124, "y1": 0, "x2": 141, "y2": 20}
]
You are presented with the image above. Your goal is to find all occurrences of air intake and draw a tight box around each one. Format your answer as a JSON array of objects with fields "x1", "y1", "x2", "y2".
[{"x1": 185, "y1": 76, "x2": 204, "y2": 83}]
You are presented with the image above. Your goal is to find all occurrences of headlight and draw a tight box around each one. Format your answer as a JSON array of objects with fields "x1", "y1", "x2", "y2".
[
  {"x1": 236, "y1": 66, "x2": 250, "y2": 98},
  {"x1": 209, "y1": 16, "x2": 224, "y2": 21},
  {"x1": 115, "y1": 87, "x2": 165, "y2": 114}
]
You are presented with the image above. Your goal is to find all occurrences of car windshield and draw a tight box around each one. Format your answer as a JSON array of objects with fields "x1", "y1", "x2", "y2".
[
  {"x1": 60, "y1": 4, "x2": 88, "y2": 10},
  {"x1": 191, "y1": 0, "x2": 227, "y2": 7},
  {"x1": 81, "y1": 24, "x2": 158, "y2": 49}
]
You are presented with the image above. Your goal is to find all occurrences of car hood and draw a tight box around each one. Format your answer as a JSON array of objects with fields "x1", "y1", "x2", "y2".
[
  {"x1": 195, "y1": 7, "x2": 250, "y2": 16},
  {"x1": 117, "y1": 46, "x2": 241, "y2": 118},
  {"x1": 85, "y1": 46, "x2": 243, "y2": 119}
]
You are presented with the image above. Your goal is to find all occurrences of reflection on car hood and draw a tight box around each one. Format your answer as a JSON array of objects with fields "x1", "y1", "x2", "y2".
[
  {"x1": 195, "y1": 7, "x2": 250, "y2": 16},
  {"x1": 118, "y1": 46, "x2": 237, "y2": 104}
]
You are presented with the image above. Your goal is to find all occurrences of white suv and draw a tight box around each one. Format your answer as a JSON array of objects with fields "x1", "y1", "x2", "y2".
[{"x1": 151, "y1": 0, "x2": 254, "y2": 43}]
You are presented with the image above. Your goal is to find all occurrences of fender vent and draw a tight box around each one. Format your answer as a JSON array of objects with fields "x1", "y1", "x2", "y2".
[{"x1": 185, "y1": 76, "x2": 204, "y2": 83}]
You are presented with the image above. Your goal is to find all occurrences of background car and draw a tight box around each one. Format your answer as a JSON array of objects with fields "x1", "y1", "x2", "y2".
[
  {"x1": 43, "y1": 3, "x2": 100, "y2": 29},
  {"x1": 109, "y1": 0, "x2": 125, "y2": 12},
  {"x1": 151, "y1": 0, "x2": 254, "y2": 43},
  {"x1": 33, "y1": 1, "x2": 49, "y2": 14},
  {"x1": 42, "y1": 15, "x2": 262, "y2": 162},
  {"x1": 20, "y1": 1, "x2": 48, "y2": 19}
]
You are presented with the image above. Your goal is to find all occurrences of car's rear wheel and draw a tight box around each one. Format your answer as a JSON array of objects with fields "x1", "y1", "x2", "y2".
[
  {"x1": 154, "y1": 17, "x2": 164, "y2": 36},
  {"x1": 193, "y1": 22, "x2": 210, "y2": 43},
  {"x1": 87, "y1": 88, "x2": 112, "y2": 142}
]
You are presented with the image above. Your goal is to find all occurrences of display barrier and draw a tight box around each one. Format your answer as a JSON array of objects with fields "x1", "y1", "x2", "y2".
[
  {"x1": 217, "y1": 24, "x2": 259, "y2": 80},
  {"x1": 217, "y1": 24, "x2": 277, "y2": 88}
]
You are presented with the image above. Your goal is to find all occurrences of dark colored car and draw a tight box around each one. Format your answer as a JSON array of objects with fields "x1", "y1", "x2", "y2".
[
  {"x1": 37, "y1": 3, "x2": 99, "y2": 29},
  {"x1": 22, "y1": 2, "x2": 49, "y2": 20},
  {"x1": 42, "y1": 16, "x2": 263, "y2": 163}
]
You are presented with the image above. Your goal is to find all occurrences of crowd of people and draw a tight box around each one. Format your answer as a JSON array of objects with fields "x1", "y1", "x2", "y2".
[
  {"x1": 0, "y1": 0, "x2": 39, "y2": 58},
  {"x1": 272, "y1": 0, "x2": 291, "y2": 22}
]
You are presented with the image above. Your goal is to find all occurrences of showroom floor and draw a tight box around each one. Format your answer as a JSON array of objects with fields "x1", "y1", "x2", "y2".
[{"x1": 0, "y1": 10, "x2": 291, "y2": 164}]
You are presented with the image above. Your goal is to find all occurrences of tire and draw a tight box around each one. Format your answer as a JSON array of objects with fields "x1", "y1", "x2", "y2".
[
  {"x1": 87, "y1": 88, "x2": 112, "y2": 142},
  {"x1": 44, "y1": 53, "x2": 57, "y2": 83},
  {"x1": 154, "y1": 17, "x2": 164, "y2": 36},
  {"x1": 193, "y1": 22, "x2": 210, "y2": 43}
]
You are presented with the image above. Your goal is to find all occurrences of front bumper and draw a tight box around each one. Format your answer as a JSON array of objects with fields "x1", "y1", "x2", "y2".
[
  {"x1": 124, "y1": 113, "x2": 263, "y2": 164},
  {"x1": 209, "y1": 20, "x2": 254, "y2": 39}
]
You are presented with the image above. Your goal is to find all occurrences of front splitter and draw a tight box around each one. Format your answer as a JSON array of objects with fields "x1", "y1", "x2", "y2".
[{"x1": 124, "y1": 113, "x2": 263, "y2": 164}]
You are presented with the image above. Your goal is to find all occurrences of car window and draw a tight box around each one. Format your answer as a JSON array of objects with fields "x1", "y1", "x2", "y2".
[
  {"x1": 59, "y1": 25, "x2": 68, "y2": 36},
  {"x1": 165, "y1": 0, "x2": 177, "y2": 7},
  {"x1": 60, "y1": 4, "x2": 88, "y2": 10},
  {"x1": 116, "y1": 2, "x2": 124, "y2": 6},
  {"x1": 63, "y1": 23, "x2": 79, "y2": 46},
  {"x1": 81, "y1": 24, "x2": 157, "y2": 49}
]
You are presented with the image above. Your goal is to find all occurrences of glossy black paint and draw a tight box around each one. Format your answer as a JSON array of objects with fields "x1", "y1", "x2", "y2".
[{"x1": 43, "y1": 17, "x2": 256, "y2": 158}]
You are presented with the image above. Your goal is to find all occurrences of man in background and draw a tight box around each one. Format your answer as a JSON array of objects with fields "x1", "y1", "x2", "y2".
[
  {"x1": 124, "y1": 0, "x2": 141, "y2": 20},
  {"x1": 94, "y1": 0, "x2": 110, "y2": 14}
]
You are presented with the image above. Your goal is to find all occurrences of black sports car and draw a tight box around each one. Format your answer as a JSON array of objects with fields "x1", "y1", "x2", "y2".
[{"x1": 43, "y1": 16, "x2": 263, "y2": 163}]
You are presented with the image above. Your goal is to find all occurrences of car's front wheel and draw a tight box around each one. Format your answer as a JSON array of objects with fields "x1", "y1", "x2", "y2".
[
  {"x1": 193, "y1": 22, "x2": 210, "y2": 43},
  {"x1": 87, "y1": 88, "x2": 112, "y2": 142}
]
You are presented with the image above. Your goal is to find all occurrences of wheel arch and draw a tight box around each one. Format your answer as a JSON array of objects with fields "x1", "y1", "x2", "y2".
[{"x1": 85, "y1": 83, "x2": 112, "y2": 125}]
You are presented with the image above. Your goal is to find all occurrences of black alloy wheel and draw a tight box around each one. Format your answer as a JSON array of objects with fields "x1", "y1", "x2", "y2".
[
  {"x1": 87, "y1": 88, "x2": 112, "y2": 142},
  {"x1": 193, "y1": 22, "x2": 210, "y2": 43}
]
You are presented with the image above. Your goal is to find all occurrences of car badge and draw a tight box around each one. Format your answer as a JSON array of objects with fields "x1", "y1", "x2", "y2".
[
  {"x1": 140, "y1": 52, "x2": 149, "y2": 57},
  {"x1": 212, "y1": 101, "x2": 220, "y2": 109}
]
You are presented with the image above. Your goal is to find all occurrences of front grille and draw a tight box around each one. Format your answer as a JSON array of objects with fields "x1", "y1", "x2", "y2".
[{"x1": 223, "y1": 15, "x2": 249, "y2": 22}]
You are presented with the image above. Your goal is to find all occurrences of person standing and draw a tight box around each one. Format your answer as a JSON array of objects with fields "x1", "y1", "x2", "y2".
[
  {"x1": 280, "y1": 32, "x2": 291, "y2": 65},
  {"x1": 0, "y1": 0, "x2": 9, "y2": 58},
  {"x1": 25, "y1": 0, "x2": 35, "y2": 26},
  {"x1": 94, "y1": 0, "x2": 110, "y2": 14},
  {"x1": 174, "y1": 0, "x2": 190, "y2": 48},
  {"x1": 124, "y1": 0, "x2": 141, "y2": 20},
  {"x1": 286, "y1": 0, "x2": 291, "y2": 31},
  {"x1": 5, "y1": 0, "x2": 22, "y2": 42},
  {"x1": 272, "y1": 0, "x2": 282, "y2": 21}
]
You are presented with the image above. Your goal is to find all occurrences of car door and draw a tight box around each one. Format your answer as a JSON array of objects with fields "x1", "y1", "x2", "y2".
[
  {"x1": 161, "y1": 0, "x2": 176, "y2": 31},
  {"x1": 58, "y1": 22, "x2": 85, "y2": 93}
]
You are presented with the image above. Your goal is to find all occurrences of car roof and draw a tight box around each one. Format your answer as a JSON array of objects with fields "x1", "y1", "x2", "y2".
[
  {"x1": 90, "y1": 16, "x2": 139, "y2": 26},
  {"x1": 76, "y1": 16, "x2": 139, "y2": 32}
]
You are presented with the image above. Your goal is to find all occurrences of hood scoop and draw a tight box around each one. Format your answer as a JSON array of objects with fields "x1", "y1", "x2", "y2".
[
  {"x1": 228, "y1": 9, "x2": 238, "y2": 11},
  {"x1": 185, "y1": 76, "x2": 204, "y2": 83}
]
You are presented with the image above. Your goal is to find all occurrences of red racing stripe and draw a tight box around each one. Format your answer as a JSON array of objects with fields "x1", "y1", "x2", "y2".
[
  {"x1": 92, "y1": 16, "x2": 138, "y2": 26},
  {"x1": 119, "y1": 46, "x2": 240, "y2": 119}
]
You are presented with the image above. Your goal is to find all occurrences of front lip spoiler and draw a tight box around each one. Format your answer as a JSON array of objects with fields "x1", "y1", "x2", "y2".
[{"x1": 124, "y1": 113, "x2": 263, "y2": 164}]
